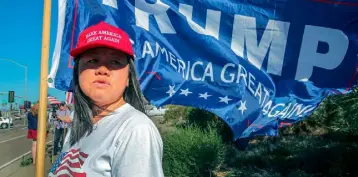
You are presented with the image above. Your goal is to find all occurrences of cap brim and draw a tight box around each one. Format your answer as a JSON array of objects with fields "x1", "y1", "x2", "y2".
[{"x1": 70, "y1": 42, "x2": 134, "y2": 58}]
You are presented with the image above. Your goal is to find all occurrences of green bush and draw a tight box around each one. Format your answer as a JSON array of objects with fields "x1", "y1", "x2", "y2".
[
  {"x1": 182, "y1": 108, "x2": 234, "y2": 143},
  {"x1": 160, "y1": 87, "x2": 358, "y2": 177},
  {"x1": 20, "y1": 155, "x2": 33, "y2": 167},
  {"x1": 163, "y1": 105, "x2": 190, "y2": 124},
  {"x1": 162, "y1": 125, "x2": 225, "y2": 177},
  {"x1": 185, "y1": 107, "x2": 217, "y2": 129},
  {"x1": 163, "y1": 105, "x2": 222, "y2": 129}
]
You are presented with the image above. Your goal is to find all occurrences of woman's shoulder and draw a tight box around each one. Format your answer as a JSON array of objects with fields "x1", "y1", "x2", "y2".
[
  {"x1": 112, "y1": 103, "x2": 158, "y2": 132},
  {"x1": 109, "y1": 103, "x2": 162, "y2": 145},
  {"x1": 123, "y1": 104, "x2": 154, "y2": 125}
]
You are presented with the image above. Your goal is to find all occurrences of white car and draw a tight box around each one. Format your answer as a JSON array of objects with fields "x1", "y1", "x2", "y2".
[{"x1": 0, "y1": 117, "x2": 13, "y2": 129}]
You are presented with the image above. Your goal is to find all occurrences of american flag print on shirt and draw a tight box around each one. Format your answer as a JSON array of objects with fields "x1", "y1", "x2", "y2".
[{"x1": 49, "y1": 149, "x2": 89, "y2": 177}]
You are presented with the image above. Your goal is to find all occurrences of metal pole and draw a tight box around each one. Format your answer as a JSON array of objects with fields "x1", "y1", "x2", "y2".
[
  {"x1": 36, "y1": 0, "x2": 51, "y2": 176},
  {"x1": 9, "y1": 103, "x2": 12, "y2": 130},
  {"x1": 24, "y1": 66, "x2": 27, "y2": 125}
]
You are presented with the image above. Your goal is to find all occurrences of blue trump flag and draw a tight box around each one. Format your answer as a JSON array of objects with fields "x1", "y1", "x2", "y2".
[{"x1": 48, "y1": 0, "x2": 358, "y2": 142}]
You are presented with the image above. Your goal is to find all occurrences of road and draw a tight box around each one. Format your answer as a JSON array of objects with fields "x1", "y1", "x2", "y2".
[
  {"x1": 0, "y1": 118, "x2": 26, "y2": 135},
  {"x1": 0, "y1": 119, "x2": 53, "y2": 169}
]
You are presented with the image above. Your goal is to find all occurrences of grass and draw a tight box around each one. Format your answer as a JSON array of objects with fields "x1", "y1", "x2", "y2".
[{"x1": 20, "y1": 155, "x2": 33, "y2": 167}]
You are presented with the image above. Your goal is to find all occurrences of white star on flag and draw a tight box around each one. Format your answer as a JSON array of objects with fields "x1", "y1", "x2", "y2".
[
  {"x1": 166, "y1": 85, "x2": 176, "y2": 97},
  {"x1": 219, "y1": 96, "x2": 232, "y2": 104},
  {"x1": 199, "y1": 92, "x2": 211, "y2": 99},
  {"x1": 238, "y1": 100, "x2": 247, "y2": 114},
  {"x1": 180, "y1": 88, "x2": 192, "y2": 96}
]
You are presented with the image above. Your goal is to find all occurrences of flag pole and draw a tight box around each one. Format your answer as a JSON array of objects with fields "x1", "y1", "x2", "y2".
[{"x1": 36, "y1": 0, "x2": 51, "y2": 176}]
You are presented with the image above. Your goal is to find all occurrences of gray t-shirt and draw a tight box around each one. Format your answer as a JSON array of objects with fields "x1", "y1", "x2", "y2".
[{"x1": 48, "y1": 103, "x2": 164, "y2": 177}]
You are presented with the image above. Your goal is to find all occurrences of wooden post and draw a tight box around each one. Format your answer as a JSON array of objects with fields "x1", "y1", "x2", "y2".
[{"x1": 36, "y1": 0, "x2": 51, "y2": 176}]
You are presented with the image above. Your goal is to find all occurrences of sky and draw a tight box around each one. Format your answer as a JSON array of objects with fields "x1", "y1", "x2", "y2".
[{"x1": 0, "y1": 1, "x2": 64, "y2": 104}]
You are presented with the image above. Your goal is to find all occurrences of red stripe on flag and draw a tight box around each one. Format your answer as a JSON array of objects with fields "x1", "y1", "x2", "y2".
[
  {"x1": 55, "y1": 165, "x2": 86, "y2": 177},
  {"x1": 59, "y1": 159, "x2": 81, "y2": 169},
  {"x1": 67, "y1": 0, "x2": 79, "y2": 69},
  {"x1": 66, "y1": 92, "x2": 75, "y2": 104}
]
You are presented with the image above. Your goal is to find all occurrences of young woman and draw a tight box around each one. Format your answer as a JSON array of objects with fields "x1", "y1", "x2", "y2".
[
  {"x1": 27, "y1": 102, "x2": 39, "y2": 165},
  {"x1": 49, "y1": 21, "x2": 164, "y2": 177}
]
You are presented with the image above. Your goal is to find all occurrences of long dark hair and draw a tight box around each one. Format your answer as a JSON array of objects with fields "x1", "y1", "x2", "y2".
[{"x1": 70, "y1": 57, "x2": 145, "y2": 146}]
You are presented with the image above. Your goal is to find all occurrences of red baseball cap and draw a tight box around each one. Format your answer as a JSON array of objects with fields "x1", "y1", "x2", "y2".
[{"x1": 70, "y1": 21, "x2": 134, "y2": 58}]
